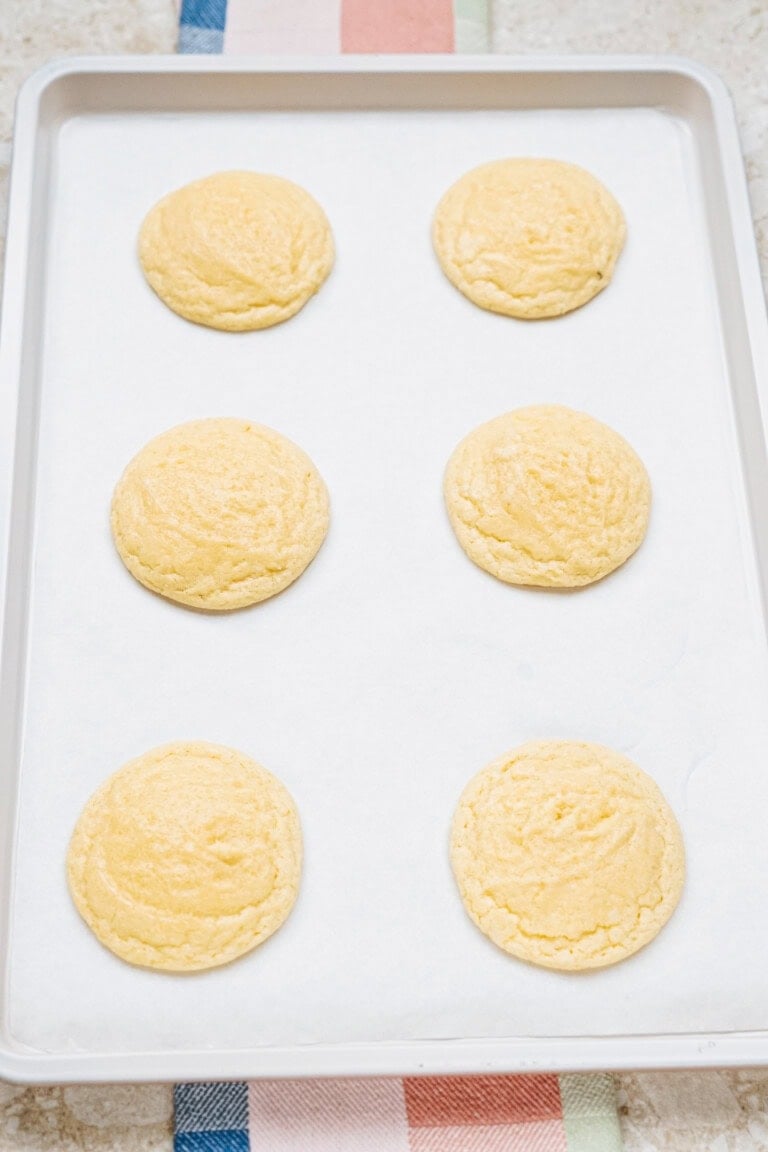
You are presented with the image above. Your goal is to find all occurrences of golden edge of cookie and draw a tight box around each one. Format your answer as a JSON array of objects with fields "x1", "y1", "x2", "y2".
[
  {"x1": 442, "y1": 405, "x2": 651, "y2": 589},
  {"x1": 431, "y1": 221, "x2": 625, "y2": 321},
  {"x1": 110, "y1": 492, "x2": 330, "y2": 612},
  {"x1": 442, "y1": 483, "x2": 650, "y2": 589},
  {"x1": 109, "y1": 419, "x2": 331, "y2": 611},
  {"x1": 66, "y1": 740, "x2": 303, "y2": 973},
  {"x1": 139, "y1": 239, "x2": 336, "y2": 333},
  {"x1": 138, "y1": 172, "x2": 335, "y2": 332},
  {"x1": 431, "y1": 158, "x2": 626, "y2": 320},
  {"x1": 450, "y1": 740, "x2": 685, "y2": 971}
]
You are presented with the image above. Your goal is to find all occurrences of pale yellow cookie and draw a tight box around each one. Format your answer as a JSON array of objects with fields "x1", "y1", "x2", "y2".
[
  {"x1": 139, "y1": 171, "x2": 334, "y2": 330},
  {"x1": 432, "y1": 158, "x2": 625, "y2": 319},
  {"x1": 111, "y1": 418, "x2": 329, "y2": 610},
  {"x1": 444, "y1": 404, "x2": 650, "y2": 588},
  {"x1": 450, "y1": 741, "x2": 685, "y2": 970},
  {"x1": 67, "y1": 741, "x2": 302, "y2": 972}
]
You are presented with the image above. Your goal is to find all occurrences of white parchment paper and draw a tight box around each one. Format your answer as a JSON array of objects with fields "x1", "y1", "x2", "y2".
[{"x1": 9, "y1": 106, "x2": 768, "y2": 1054}]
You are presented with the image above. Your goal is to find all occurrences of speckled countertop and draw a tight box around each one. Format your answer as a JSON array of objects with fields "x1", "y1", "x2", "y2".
[{"x1": 1, "y1": 3, "x2": 767, "y2": 1150}]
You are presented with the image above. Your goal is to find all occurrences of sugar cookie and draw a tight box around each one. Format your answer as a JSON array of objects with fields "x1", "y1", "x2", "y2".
[
  {"x1": 111, "y1": 417, "x2": 329, "y2": 610},
  {"x1": 67, "y1": 741, "x2": 302, "y2": 972},
  {"x1": 139, "y1": 171, "x2": 334, "y2": 330},
  {"x1": 450, "y1": 740, "x2": 685, "y2": 970},
  {"x1": 444, "y1": 404, "x2": 650, "y2": 587},
  {"x1": 433, "y1": 158, "x2": 625, "y2": 318}
]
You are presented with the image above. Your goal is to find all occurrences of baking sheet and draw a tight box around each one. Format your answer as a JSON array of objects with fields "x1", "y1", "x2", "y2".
[{"x1": 3, "y1": 58, "x2": 768, "y2": 1078}]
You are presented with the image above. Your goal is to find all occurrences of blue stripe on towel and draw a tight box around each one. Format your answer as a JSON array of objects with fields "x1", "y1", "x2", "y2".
[
  {"x1": 175, "y1": 1083, "x2": 249, "y2": 1132},
  {"x1": 178, "y1": 0, "x2": 227, "y2": 52},
  {"x1": 176, "y1": 1131, "x2": 250, "y2": 1152}
]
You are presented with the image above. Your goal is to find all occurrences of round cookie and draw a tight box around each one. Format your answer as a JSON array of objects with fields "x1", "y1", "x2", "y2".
[
  {"x1": 67, "y1": 741, "x2": 302, "y2": 972},
  {"x1": 444, "y1": 404, "x2": 650, "y2": 588},
  {"x1": 139, "y1": 171, "x2": 334, "y2": 331},
  {"x1": 432, "y1": 158, "x2": 625, "y2": 319},
  {"x1": 450, "y1": 741, "x2": 685, "y2": 971},
  {"x1": 111, "y1": 417, "x2": 329, "y2": 610}
]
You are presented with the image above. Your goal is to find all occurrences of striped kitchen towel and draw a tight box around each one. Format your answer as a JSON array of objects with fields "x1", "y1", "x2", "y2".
[
  {"x1": 175, "y1": 1073, "x2": 623, "y2": 1151},
  {"x1": 178, "y1": 0, "x2": 490, "y2": 55}
]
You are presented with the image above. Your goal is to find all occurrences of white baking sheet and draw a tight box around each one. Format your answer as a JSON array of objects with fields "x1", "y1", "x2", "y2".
[{"x1": 8, "y1": 101, "x2": 768, "y2": 1057}]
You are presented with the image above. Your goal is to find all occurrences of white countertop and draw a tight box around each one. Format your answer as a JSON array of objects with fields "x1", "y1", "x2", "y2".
[{"x1": 0, "y1": 2, "x2": 767, "y2": 1149}]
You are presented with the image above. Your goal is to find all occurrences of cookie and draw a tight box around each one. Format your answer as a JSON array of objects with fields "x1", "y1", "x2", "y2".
[
  {"x1": 139, "y1": 171, "x2": 334, "y2": 330},
  {"x1": 450, "y1": 741, "x2": 685, "y2": 970},
  {"x1": 432, "y1": 158, "x2": 625, "y2": 319},
  {"x1": 444, "y1": 404, "x2": 650, "y2": 588},
  {"x1": 111, "y1": 417, "x2": 329, "y2": 610},
  {"x1": 67, "y1": 741, "x2": 302, "y2": 972}
]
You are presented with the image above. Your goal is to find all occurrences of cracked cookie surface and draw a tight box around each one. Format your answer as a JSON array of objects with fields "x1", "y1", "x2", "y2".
[
  {"x1": 67, "y1": 741, "x2": 302, "y2": 972},
  {"x1": 443, "y1": 404, "x2": 650, "y2": 588},
  {"x1": 450, "y1": 741, "x2": 685, "y2": 970},
  {"x1": 139, "y1": 170, "x2": 334, "y2": 330},
  {"x1": 111, "y1": 417, "x2": 329, "y2": 610},
  {"x1": 432, "y1": 158, "x2": 625, "y2": 319}
]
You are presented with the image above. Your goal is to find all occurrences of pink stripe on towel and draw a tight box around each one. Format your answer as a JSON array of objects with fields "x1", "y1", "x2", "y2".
[{"x1": 341, "y1": 0, "x2": 454, "y2": 52}]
